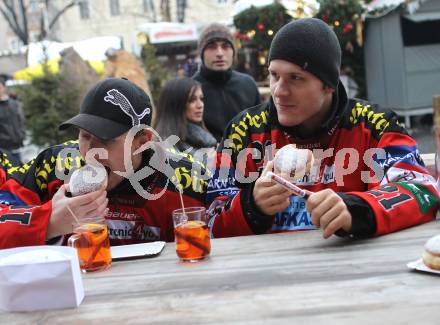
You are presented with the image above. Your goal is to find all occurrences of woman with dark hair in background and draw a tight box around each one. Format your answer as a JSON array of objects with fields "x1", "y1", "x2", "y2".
[{"x1": 154, "y1": 77, "x2": 217, "y2": 158}]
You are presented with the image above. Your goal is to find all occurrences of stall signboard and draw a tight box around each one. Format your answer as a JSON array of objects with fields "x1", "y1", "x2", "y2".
[{"x1": 138, "y1": 23, "x2": 198, "y2": 44}]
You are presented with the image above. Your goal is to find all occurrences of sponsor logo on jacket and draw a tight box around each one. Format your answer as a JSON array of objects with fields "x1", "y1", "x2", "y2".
[
  {"x1": 207, "y1": 168, "x2": 239, "y2": 202},
  {"x1": 396, "y1": 181, "x2": 438, "y2": 213},
  {"x1": 271, "y1": 196, "x2": 317, "y2": 231},
  {"x1": 107, "y1": 219, "x2": 160, "y2": 241},
  {"x1": 173, "y1": 166, "x2": 208, "y2": 193},
  {"x1": 0, "y1": 191, "x2": 26, "y2": 206},
  {"x1": 227, "y1": 110, "x2": 270, "y2": 152},
  {"x1": 321, "y1": 164, "x2": 335, "y2": 184},
  {"x1": 377, "y1": 146, "x2": 424, "y2": 169}
]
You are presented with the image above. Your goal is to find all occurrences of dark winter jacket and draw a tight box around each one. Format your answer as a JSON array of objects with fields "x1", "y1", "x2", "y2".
[
  {"x1": 206, "y1": 83, "x2": 439, "y2": 238},
  {"x1": 193, "y1": 66, "x2": 261, "y2": 141},
  {"x1": 176, "y1": 123, "x2": 217, "y2": 169},
  {"x1": 0, "y1": 98, "x2": 25, "y2": 150},
  {"x1": 178, "y1": 122, "x2": 217, "y2": 151}
]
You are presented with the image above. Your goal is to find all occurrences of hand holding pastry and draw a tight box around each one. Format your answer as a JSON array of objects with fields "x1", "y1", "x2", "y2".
[
  {"x1": 47, "y1": 184, "x2": 108, "y2": 239},
  {"x1": 46, "y1": 165, "x2": 109, "y2": 240},
  {"x1": 253, "y1": 161, "x2": 292, "y2": 216}
]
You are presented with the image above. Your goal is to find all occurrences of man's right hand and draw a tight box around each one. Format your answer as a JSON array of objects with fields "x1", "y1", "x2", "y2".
[
  {"x1": 46, "y1": 184, "x2": 108, "y2": 240},
  {"x1": 252, "y1": 161, "x2": 291, "y2": 216}
]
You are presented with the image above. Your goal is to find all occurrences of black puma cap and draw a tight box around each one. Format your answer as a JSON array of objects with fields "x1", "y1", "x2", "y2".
[{"x1": 59, "y1": 78, "x2": 152, "y2": 140}]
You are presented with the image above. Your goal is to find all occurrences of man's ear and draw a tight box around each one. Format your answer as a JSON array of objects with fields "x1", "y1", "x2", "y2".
[
  {"x1": 144, "y1": 129, "x2": 154, "y2": 142},
  {"x1": 324, "y1": 85, "x2": 336, "y2": 94},
  {"x1": 134, "y1": 129, "x2": 153, "y2": 150}
]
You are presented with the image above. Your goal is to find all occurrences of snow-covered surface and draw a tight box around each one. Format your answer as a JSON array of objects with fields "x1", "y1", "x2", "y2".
[
  {"x1": 233, "y1": 0, "x2": 319, "y2": 16},
  {"x1": 365, "y1": 0, "x2": 427, "y2": 13},
  {"x1": 27, "y1": 36, "x2": 122, "y2": 66},
  {"x1": 366, "y1": 0, "x2": 405, "y2": 10},
  {"x1": 20, "y1": 140, "x2": 43, "y2": 163}
]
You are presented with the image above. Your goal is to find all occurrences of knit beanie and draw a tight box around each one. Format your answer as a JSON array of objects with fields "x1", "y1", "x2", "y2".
[
  {"x1": 198, "y1": 23, "x2": 235, "y2": 61},
  {"x1": 268, "y1": 18, "x2": 341, "y2": 89}
]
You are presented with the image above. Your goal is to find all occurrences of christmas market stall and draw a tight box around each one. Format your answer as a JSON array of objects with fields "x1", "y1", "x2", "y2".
[
  {"x1": 136, "y1": 22, "x2": 199, "y2": 69},
  {"x1": 364, "y1": 0, "x2": 440, "y2": 128}
]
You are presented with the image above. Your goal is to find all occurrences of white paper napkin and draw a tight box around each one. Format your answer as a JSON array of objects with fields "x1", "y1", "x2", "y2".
[
  {"x1": 0, "y1": 246, "x2": 84, "y2": 312},
  {"x1": 407, "y1": 258, "x2": 440, "y2": 275}
]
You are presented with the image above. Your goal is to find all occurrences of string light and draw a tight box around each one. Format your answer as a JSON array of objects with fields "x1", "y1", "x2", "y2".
[
  {"x1": 246, "y1": 30, "x2": 256, "y2": 38},
  {"x1": 334, "y1": 21, "x2": 340, "y2": 27},
  {"x1": 267, "y1": 29, "x2": 274, "y2": 36}
]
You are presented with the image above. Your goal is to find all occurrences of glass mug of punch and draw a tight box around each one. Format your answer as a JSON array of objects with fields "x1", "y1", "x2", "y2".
[
  {"x1": 172, "y1": 207, "x2": 211, "y2": 262},
  {"x1": 68, "y1": 216, "x2": 112, "y2": 272}
]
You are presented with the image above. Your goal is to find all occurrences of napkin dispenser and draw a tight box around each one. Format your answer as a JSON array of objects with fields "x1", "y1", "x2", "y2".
[{"x1": 0, "y1": 246, "x2": 84, "y2": 312}]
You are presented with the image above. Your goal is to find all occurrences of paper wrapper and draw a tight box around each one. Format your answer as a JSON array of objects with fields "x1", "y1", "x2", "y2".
[
  {"x1": 0, "y1": 246, "x2": 84, "y2": 312},
  {"x1": 407, "y1": 259, "x2": 440, "y2": 275},
  {"x1": 111, "y1": 241, "x2": 165, "y2": 261}
]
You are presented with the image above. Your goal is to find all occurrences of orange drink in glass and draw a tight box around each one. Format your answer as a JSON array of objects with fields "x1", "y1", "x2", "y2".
[
  {"x1": 68, "y1": 217, "x2": 111, "y2": 272},
  {"x1": 172, "y1": 207, "x2": 211, "y2": 262}
]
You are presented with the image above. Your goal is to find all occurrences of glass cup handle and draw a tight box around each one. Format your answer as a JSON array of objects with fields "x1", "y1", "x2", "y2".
[{"x1": 67, "y1": 233, "x2": 80, "y2": 248}]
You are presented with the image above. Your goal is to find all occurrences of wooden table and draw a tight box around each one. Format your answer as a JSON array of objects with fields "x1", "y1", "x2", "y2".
[{"x1": 2, "y1": 221, "x2": 440, "y2": 324}]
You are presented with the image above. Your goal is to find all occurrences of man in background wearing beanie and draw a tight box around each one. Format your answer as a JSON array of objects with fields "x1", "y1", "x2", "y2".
[
  {"x1": 206, "y1": 18, "x2": 438, "y2": 239},
  {"x1": 193, "y1": 23, "x2": 261, "y2": 141},
  {"x1": 0, "y1": 77, "x2": 209, "y2": 248}
]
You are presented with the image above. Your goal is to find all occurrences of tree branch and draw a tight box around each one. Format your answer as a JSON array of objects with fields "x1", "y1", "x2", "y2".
[
  {"x1": 0, "y1": 0, "x2": 27, "y2": 43},
  {"x1": 18, "y1": 0, "x2": 28, "y2": 44},
  {"x1": 1, "y1": 0, "x2": 18, "y2": 31},
  {"x1": 48, "y1": 0, "x2": 77, "y2": 31},
  {"x1": 1, "y1": 0, "x2": 78, "y2": 44},
  {"x1": 5, "y1": 0, "x2": 22, "y2": 32}
]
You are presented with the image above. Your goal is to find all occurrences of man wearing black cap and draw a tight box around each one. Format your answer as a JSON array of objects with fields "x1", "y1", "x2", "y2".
[
  {"x1": 0, "y1": 78, "x2": 209, "y2": 248},
  {"x1": 193, "y1": 23, "x2": 261, "y2": 141},
  {"x1": 206, "y1": 18, "x2": 439, "y2": 239}
]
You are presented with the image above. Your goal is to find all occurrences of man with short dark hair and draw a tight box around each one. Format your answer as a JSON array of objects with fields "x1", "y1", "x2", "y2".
[{"x1": 193, "y1": 23, "x2": 261, "y2": 141}]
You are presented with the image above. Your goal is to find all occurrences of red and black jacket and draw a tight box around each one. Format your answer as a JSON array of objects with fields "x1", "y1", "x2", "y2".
[
  {"x1": 0, "y1": 142, "x2": 207, "y2": 248},
  {"x1": 206, "y1": 83, "x2": 439, "y2": 238}
]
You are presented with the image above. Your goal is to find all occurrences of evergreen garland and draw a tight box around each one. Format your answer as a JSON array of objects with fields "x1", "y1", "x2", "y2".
[
  {"x1": 233, "y1": 3, "x2": 292, "y2": 51},
  {"x1": 315, "y1": 0, "x2": 373, "y2": 98},
  {"x1": 19, "y1": 65, "x2": 79, "y2": 146}
]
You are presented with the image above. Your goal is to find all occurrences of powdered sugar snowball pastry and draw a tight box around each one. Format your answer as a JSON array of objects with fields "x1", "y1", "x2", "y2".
[
  {"x1": 422, "y1": 234, "x2": 440, "y2": 270},
  {"x1": 273, "y1": 144, "x2": 314, "y2": 180},
  {"x1": 69, "y1": 165, "x2": 108, "y2": 197}
]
